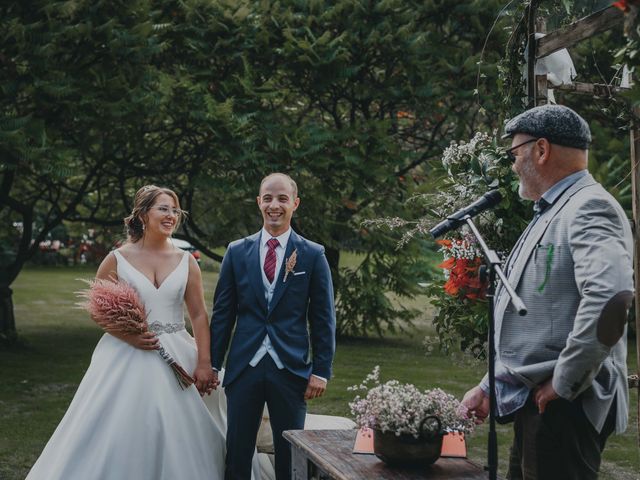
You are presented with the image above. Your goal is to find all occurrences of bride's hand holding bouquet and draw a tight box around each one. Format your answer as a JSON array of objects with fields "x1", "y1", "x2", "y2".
[
  {"x1": 113, "y1": 330, "x2": 159, "y2": 351},
  {"x1": 84, "y1": 284, "x2": 159, "y2": 350},
  {"x1": 77, "y1": 277, "x2": 194, "y2": 389}
]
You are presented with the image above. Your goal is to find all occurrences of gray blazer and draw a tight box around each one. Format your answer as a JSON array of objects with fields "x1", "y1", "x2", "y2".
[{"x1": 493, "y1": 173, "x2": 633, "y2": 433}]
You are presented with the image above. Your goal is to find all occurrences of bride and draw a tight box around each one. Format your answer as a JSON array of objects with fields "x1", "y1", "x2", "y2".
[{"x1": 26, "y1": 185, "x2": 263, "y2": 480}]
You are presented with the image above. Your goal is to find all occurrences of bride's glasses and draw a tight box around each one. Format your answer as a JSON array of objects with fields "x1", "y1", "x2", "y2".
[{"x1": 151, "y1": 205, "x2": 182, "y2": 217}]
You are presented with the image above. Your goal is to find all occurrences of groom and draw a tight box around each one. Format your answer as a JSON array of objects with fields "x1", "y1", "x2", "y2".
[{"x1": 210, "y1": 173, "x2": 336, "y2": 480}]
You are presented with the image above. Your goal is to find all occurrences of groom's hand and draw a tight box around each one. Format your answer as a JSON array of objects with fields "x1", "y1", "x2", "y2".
[
  {"x1": 304, "y1": 375, "x2": 327, "y2": 400},
  {"x1": 193, "y1": 366, "x2": 220, "y2": 396},
  {"x1": 203, "y1": 370, "x2": 220, "y2": 396}
]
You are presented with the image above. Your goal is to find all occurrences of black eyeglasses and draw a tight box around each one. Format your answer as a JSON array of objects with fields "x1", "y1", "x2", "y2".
[{"x1": 505, "y1": 138, "x2": 539, "y2": 162}]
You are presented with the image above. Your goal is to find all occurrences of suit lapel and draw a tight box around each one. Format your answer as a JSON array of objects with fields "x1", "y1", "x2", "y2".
[
  {"x1": 245, "y1": 232, "x2": 268, "y2": 312},
  {"x1": 506, "y1": 174, "x2": 595, "y2": 293},
  {"x1": 495, "y1": 174, "x2": 596, "y2": 338},
  {"x1": 268, "y1": 230, "x2": 304, "y2": 317}
]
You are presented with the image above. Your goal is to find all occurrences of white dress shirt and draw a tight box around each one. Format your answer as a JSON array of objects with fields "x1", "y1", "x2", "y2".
[{"x1": 249, "y1": 228, "x2": 292, "y2": 369}]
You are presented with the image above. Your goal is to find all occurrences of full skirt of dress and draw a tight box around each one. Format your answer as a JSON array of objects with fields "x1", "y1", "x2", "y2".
[{"x1": 26, "y1": 330, "x2": 260, "y2": 480}]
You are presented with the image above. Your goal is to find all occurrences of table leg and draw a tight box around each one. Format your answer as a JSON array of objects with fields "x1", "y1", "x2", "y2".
[{"x1": 290, "y1": 444, "x2": 309, "y2": 480}]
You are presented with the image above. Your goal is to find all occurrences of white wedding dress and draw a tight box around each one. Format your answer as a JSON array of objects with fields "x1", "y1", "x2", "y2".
[{"x1": 26, "y1": 250, "x2": 262, "y2": 480}]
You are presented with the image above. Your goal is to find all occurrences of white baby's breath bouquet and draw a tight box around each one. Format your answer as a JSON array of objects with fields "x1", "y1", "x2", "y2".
[
  {"x1": 365, "y1": 131, "x2": 530, "y2": 358},
  {"x1": 348, "y1": 366, "x2": 475, "y2": 438}
]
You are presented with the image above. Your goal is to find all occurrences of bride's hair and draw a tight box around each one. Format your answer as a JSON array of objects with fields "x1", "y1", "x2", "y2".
[{"x1": 124, "y1": 185, "x2": 185, "y2": 242}]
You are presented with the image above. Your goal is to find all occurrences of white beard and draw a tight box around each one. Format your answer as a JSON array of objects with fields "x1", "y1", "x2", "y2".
[{"x1": 517, "y1": 155, "x2": 538, "y2": 200}]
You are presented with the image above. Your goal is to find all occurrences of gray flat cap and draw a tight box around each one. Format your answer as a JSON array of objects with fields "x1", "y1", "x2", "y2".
[{"x1": 502, "y1": 104, "x2": 591, "y2": 150}]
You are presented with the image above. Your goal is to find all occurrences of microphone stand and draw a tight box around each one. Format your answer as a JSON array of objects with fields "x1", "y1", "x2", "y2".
[{"x1": 463, "y1": 216, "x2": 527, "y2": 480}]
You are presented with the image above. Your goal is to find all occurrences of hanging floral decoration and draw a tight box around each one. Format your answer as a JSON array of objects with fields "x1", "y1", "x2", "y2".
[{"x1": 436, "y1": 237, "x2": 487, "y2": 301}]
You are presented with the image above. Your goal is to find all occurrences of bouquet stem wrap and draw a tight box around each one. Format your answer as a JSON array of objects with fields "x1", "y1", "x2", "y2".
[
  {"x1": 157, "y1": 345, "x2": 195, "y2": 389},
  {"x1": 77, "y1": 278, "x2": 195, "y2": 390}
]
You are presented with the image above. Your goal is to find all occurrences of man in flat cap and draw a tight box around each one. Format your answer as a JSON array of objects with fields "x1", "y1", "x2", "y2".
[{"x1": 462, "y1": 104, "x2": 634, "y2": 479}]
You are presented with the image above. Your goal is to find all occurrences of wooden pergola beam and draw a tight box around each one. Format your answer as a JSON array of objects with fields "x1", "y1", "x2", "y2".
[
  {"x1": 536, "y1": 6, "x2": 624, "y2": 59},
  {"x1": 553, "y1": 81, "x2": 629, "y2": 98}
]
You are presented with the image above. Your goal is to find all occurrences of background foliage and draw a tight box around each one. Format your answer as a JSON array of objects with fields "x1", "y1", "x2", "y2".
[
  {"x1": 1, "y1": 0, "x2": 635, "y2": 342},
  {"x1": 370, "y1": 0, "x2": 637, "y2": 352},
  {"x1": 1, "y1": 0, "x2": 510, "y2": 340}
]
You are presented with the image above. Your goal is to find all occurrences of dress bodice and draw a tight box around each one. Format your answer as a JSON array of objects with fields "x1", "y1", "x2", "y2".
[{"x1": 113, "y1": 249, "x2": 189, "y2": 334}]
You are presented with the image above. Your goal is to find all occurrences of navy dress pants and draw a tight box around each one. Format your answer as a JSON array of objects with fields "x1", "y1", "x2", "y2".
[{"x1": 224, "y1": 355, "x2": 307, "y2": 480}]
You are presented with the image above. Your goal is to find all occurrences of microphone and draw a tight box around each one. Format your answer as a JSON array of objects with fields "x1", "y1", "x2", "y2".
[{"x1": 429, "y1": 190, "x2": 502, "y2": 238}]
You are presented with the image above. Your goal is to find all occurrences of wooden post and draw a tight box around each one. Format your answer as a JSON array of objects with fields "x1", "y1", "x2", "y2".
[
  {"x1": 535, "y1": 75, "x2": 548, "y2": 105},
  {"x1": 535, "y1": 18, "x2": 548, "y2": 106},
  {"x1": 631, "y1": 121, "x2": 640, "y2": 446},
  {"x1": 527, "y1": 4, "x2": 538, "y2": 108}
]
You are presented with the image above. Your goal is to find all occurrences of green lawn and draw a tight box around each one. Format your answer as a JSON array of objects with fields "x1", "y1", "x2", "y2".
[{"x1": 1, "y1": 267, "x2": 639, "y2": 479}]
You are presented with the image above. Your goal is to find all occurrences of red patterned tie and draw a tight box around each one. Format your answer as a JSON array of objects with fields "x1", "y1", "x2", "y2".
[{"x1": 264, "y1": 238, "x2": 279, "y2": 283}]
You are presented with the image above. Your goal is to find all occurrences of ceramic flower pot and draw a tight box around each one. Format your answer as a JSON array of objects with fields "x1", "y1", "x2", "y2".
[{"x1": 373, "y1": 416, "x2": 444, "y2": 466}]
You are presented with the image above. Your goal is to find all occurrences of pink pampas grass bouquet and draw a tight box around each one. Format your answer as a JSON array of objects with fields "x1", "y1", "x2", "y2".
[
  {"x1": 76, "y1": 277, "x2": 194, "y2": 390},
  {"x1": 76, "y1": 278, "x2": 147, "y2": 334}
]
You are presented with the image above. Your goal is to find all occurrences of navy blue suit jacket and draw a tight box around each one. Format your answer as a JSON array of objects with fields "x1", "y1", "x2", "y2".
[{"x1": 210, "y1": 230, "x2": 336, "y2": 387}]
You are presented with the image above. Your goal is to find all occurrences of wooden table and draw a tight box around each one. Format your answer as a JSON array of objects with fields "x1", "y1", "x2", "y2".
[{"x1": 284, "y1": 429, "x2": 497, "y2": 480}]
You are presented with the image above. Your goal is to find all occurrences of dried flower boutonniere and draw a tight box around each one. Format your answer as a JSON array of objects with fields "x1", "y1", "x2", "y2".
[{"x1": 283, "y1": 249, "x2": 298, "y2": 282}]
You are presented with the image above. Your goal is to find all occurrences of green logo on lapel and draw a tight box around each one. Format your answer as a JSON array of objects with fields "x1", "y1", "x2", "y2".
[{"x1": 536, "y1": 244, "x2": 555, "y2": 293}]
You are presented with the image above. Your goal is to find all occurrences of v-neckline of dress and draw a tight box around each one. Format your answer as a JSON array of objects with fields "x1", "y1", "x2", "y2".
[{"x1": 116, "y1": 250, "x2": 187, "y2": 291}]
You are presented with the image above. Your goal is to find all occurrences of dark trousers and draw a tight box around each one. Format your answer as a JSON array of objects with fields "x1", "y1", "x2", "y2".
[
  {"x1": 224, "y1": 355, "x2": 307, "y2": 480},
  {"x1": 507, "y1": 395, "x2": 616, "y2": 480}
]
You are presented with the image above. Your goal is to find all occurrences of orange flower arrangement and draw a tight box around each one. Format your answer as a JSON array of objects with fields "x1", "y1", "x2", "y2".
[
  {"x1": 436, "y1": 238, "x2": 487, "y2": 301},
  {"x1": 613, "y1": 0, "x2": 640, "y2": 12}
]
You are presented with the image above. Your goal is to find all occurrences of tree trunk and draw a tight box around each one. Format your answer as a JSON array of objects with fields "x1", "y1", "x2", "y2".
[
  {"x1": 325, "y1": 245, "x2": 340, "y2": 296},
  {"x1": 0, "y1": 283, "x2": 16, "y2": 340},
  {"x1": 0, "y1": 242, "x2": 32, "y2": 342}
]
